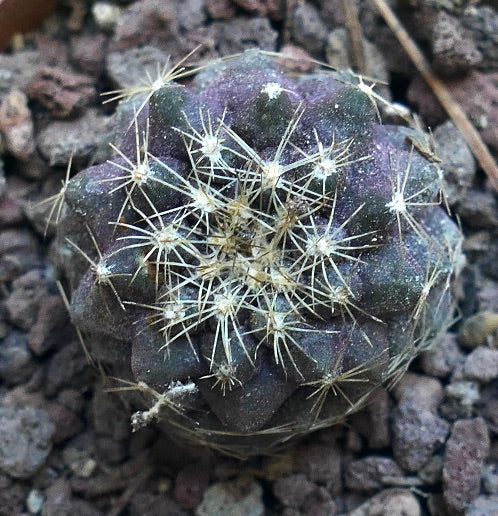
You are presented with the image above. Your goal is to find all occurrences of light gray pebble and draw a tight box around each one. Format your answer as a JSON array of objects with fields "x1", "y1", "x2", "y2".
[
  {"x1": 420, "y1": 333, "x2": 466, "y2": 378},
  {"x1": 0, "y1": 406, "x2": 54, "y2": 479},
  {"x1": 464, "y1": 346, "x2": 498, "y2": 382},
  {"x1": 349, "y1": 488, "x2": 421, "y2": 516},
  {"x1": 37, "y1": 109, "x2": 109, "y2": 167},
  {"x1": 195, "y1": 479, "x2": 264, "y2": 516},
  {"x1": 465, "y1": 494, "x2": 498, "y2": 516},
  {"x1": 392, "y1": 372, "x2": 444, "y2": 412},
  {"x1": 291, "y1": 3, "x2": 327, "y2": 54}
]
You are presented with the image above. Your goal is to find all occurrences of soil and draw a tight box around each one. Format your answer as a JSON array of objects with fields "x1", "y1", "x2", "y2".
[{"x1": 0, "y1": 1, "x2": 497, "y2": 515}]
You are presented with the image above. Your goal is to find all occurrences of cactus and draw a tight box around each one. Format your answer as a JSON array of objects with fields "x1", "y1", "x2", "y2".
[{"x1": 53, "y1": 49, "x2": 462, "y2": 458}]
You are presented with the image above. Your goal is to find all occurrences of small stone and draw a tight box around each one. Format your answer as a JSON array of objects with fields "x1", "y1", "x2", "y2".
[
  {"x1": 195, "y1": 478, "x2": 264, "y2": 516},
  {"x1": 28, "y1": 295, "x2": 67, "y2": 356},
  {"x1": 443, "y1": 417, "x2": 490, "y2": 512},
  {"x1": 129, "y1": 492, "x2": 186, "y2": 516},
  {"x1": 351, "y1": 387, "x2": 392, "y2": 450},
  {"x1": 92, "y1": 1, "x2": 122, "y2": 31},
  {"x1": 431, "y1": 11, "x2": 482, "y2": 75},
  {"x1": 0, "y1": 89, "x2": 35, "y2": 160},
  {"x1": 392, "y1": 372, "x2": 444, "y2": 412},
  {"x1": 211, "y1": 17, "x2": 277, "y2": 55},
  {"x1": 420, "y1": 333, "x2": 465, "y2": 378},
  {"x1": 457, "y1": 190, "x2": 498, "y2": 230},
  {"x1": 37, "y1": 108, "x2": 109, "y2": 166},
  {"x1": 5, "y1": 270, "x2": 50, "y2": 331},
  {"x1": 465, "y1": 495, "x2": 498, "y2": 516},
  {"x1": 290, "y1": 3, "x2": 327, "y2": 55},
  {"x1": 0, "y1": 405, "x2": 54, "y2": 479},
  {"x1": 349, "y1": 488, "x2": 421, "y2": 516},
  {"x1": 25, "y1": 66, "x2": 96, "y2": 118},
  {"x1": 112, "y1": 0, "x2": 179, "y2": 52},
  {"x1": 47, "y1": 402, "x2": 82, "y2": 444},
  {"x1": 440, "y1": 380, "x2": 480, "y2": 420},
  {"x1": 70, "y1": 34, "x2": 108, "y2": 75},
  {"x1": 0, "y1": 51, "x2": 42, "y2": 100},
  {"x1": 174, "y1": 465, "x2": 210, "y2": 509},
  {"x1": 0, "y1": 330, "x2": 35, "y2": 385},
  {"x1": 462, "y1": 6, "x2": 498, "y2": 70},
  {"x1": 392, "y1": 401, "x2": 450, "y2": 472},
  {"x1": 345, "y1": 456, "x2": 405, "y2": 491},
  {"x1": 459, "y1": 312, "x2": 498, "y2": 349},
  {"x1": 273, "y1": 474, "x2": 315, "y2": 508},
  {"x1": 433, "y1": 121, "x2": 475, "y2": 205},
  {"x1": 44, "y1": 340, "x2": 92, "y2": 397},
  {"x1": 418, "y1": 455, "x2": 443, "y2": 486},
  {"x1": 26, "y1": 489, "x2": 44, "y2": 514},
  {"x1": 464, "y1": 346, "x2": 498, "y2": 382},
  {"x1": 177, "y1": 0, "x2": 207, "y2": 30},
  {"x1": 294, "y1": 443, "x2": 342, "y2": 493},
  {"x1": 41, "y1": 478, "x2": 72, "y2": 516}
]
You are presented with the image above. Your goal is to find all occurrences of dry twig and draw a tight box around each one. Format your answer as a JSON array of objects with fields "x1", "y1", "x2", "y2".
[{"x1": 371, "y1": 0, "x2": 498, "y2": 191}]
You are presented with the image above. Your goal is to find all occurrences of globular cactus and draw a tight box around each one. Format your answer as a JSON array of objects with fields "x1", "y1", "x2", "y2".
[{"x1": 53, "y1": 49, "x2": 462, "y2": 458}]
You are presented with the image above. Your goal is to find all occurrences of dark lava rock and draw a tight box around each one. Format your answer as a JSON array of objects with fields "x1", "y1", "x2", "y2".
[
  {"x1": 392, "y1": 401, "x2": 450, "y2": 472},
  {"x1": 0, "y1": 330, "x2": 35, "y2": 385}
]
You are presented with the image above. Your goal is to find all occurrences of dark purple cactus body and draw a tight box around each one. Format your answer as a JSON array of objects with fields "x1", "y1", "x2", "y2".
[{"x1": 55, "y1": 49, "x2": 462, "y2": 457}]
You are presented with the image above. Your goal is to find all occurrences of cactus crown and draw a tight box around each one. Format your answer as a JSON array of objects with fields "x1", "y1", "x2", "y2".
[{"x1": 53, "y1": 49, "x2": 462, "y2": 457}]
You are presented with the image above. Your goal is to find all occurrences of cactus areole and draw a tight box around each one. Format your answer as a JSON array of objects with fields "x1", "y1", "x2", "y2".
[{"x1": 55, "y1": 50, "x2": 462, "y2": 458}]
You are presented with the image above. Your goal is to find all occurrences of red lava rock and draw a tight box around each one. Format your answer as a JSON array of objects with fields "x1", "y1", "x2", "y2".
[
  {"x1": 24, "y1": 66, "x2": 96, "y2": 118},
  {"x1": 28, "y1": 294, "x2": 67, "y2": 356},
  {"x1": 408, "y1": 71, "x2": 498, "y2": 151},
  {"x1": 443, "y1": 417, "x2": 490, "y2": 512},
  {"x1": 277, "y1": 44, "x2": 317, "y2": 74},
  {"x1": 0, "y1": 89, "x2": 35, "y2": 160},
  {"x1": 205, "y1": 0, "x2": 236, "y2": 19},
  {"x1": 174, "y1": 464, "x2": 210, "y2": 509}
]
